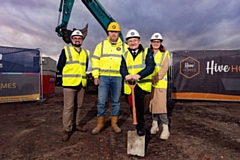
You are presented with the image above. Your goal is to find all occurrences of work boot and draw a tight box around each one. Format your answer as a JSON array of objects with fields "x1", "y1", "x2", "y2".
[
  {"x1": 137, "y1": 127, "x2": 145, "y2": 136},
  {"x1": 160, "y1": 124, "x2": 170, "y2": 140},
  {"x1": 150, "y1": 120, "x2": 159, "y2": 134},
  {"x1": 75, "y1": 125, "x2": 88, "y2": 132},
  {"x1": 111, "y1": 116, "x2": 121, "y2": 133},
  {"x1": 62, "y1": 131, "x2": 70, "y2": 142},
  {"x1": 92, "y1": 116, "x2": 105, "y2": 135}
]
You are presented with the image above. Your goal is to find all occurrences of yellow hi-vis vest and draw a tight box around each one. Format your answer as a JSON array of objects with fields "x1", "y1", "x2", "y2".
[
  {"x1": 152, "y1": 50, "x2": 170, "y2": 89},
  {"x1": 62, "y1": 46, "x2": 90, "y2": 87},
  {"x1": 123, "y1": 49, "x2": 152, "y2": 95},
  {"x1": 91, "y1": 37, "x2": 128, "y2": 78}
]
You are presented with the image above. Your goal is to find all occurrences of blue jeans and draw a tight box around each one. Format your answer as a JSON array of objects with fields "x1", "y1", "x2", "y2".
[{"x1": 97, "y1": 76, "x2": 122, "y2": 116}]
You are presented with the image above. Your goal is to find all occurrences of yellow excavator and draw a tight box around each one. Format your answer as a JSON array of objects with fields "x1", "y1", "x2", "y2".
[{"x1": 55, "y1": 0, "x2": 123, "y2": 43}]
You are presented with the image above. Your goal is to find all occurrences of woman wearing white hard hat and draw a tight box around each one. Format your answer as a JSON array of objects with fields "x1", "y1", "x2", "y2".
[{"x1": 148, "y1": 32, "x2": 170, "y2": 140}]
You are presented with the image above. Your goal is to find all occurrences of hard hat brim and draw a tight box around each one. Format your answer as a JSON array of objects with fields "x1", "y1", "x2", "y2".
[{"x1": 126, "y1": 36, "x2": 140, "y2": 41}]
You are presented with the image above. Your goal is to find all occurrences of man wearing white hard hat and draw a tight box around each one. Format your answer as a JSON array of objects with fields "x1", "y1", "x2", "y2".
[
  {"x1": 57, "y1": 29, "x2": 90, "y2": 141},
  {"x1": 148, "y1": 32, "x2": 170, "y2": 140},
  {"x1": 120, "y1": 29, "x2": 155, "y2": 136}
]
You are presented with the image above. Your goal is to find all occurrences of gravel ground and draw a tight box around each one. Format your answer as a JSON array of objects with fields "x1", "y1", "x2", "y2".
[{"x1": 0, "y1": 87, "x2": 240, "y2": 160}]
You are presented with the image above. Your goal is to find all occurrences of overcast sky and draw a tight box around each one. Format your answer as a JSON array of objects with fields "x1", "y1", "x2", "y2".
[{"x1": 1, "y1": 0, "x2": 240, "y2": 62}]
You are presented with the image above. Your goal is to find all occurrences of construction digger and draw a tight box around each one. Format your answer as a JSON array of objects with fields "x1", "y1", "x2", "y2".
[{"x1": 55, "y1": 0, "x2": 123, "y2": 43}]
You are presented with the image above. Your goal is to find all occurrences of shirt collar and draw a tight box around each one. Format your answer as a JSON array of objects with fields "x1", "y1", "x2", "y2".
[{"x1": 132, "y1": 49, "x2": 138, "y2": 54}]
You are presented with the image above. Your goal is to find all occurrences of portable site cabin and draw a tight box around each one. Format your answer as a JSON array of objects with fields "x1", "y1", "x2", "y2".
[
  {"x1": 170, "y1": 50, "x2": 240, "y2": 101},
  {"x1": 42, "y1": 57, "x2": 57, "y2": 95},
  {"x1": 0, "y1": 46, "x2": 57, "y2": 103},
  {"x1": 0, "y1": 46, "x2": 41, "y2": 103}
]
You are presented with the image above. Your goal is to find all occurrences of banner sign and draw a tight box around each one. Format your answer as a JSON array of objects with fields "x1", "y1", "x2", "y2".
[
  {"x1": 171, "y1": 50, "x2": 240, "y2": 101},
  {"x1": 0, "y1": 46, "x2": 40, "y2": 103}
]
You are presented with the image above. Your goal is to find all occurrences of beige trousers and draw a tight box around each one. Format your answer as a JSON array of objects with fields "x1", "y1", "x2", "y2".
[{"x1": 62, "y1": 87, "x2": 85, "y2": 132}]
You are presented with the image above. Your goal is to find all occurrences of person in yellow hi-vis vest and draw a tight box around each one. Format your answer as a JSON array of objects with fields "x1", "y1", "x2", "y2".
[
  {"x1": 148, "y1": 32, "x2": 170, "y2": 140},
  {"x1": 57, "y1": 30, "x2": 90, "y2": 142},
  {"x1": 120, "y1": 29, "x2": 155, "y2": 136},
  {"x1": 91, "y1": 22, "x2": 128, "y2": 134}
]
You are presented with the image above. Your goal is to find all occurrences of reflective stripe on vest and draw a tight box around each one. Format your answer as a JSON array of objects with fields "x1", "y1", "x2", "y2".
[
  {"x1": 152, "y1": 50, "x2": 169, "y2": 89},
  {"x1": 123, "y1": 49, "x2": 152, "y2": 94},
  {"x1": 155, "y1": 52, "x2": 166, "y2": 68},
  {"x1": 92, "y1": 40, "x2": 124, "y2": 75},
  {"x1": 62, "y1": 46, "x2": 88, "y2": 87}
]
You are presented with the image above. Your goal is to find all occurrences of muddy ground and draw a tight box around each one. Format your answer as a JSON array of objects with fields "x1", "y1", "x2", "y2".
[{"x1": 0, "y1": 86, "x2": 240, "y2": 160}]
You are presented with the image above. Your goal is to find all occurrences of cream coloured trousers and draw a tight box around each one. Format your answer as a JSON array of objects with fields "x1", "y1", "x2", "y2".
[{"x1": 62, "y1": 87, "x2": 85, "y2": 132}]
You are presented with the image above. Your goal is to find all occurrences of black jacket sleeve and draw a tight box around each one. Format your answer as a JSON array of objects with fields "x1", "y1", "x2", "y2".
[
  {"x1": 120, "y1": 55, "x2": 129, "y2": 78},
  {"x1": 56, "y1": 49, "x2": 66, "y2": 74},
  {"x1": 86, "y1": 57, "x2": 89, "y2": 72}
]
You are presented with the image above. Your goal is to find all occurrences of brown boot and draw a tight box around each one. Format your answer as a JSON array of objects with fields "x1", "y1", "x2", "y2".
[
  {"x1": 62, "y1": 131, "x2": 70, "y2": 142},
  {"x1": 91, "y1": 116, "x2": 105, "y2": 135},
  {"x1": 111, "y1": 116, "x2": 121, "y2": 133},
  {"x1": 75, "y1": 125, "x2": 88, "y2": 132}
]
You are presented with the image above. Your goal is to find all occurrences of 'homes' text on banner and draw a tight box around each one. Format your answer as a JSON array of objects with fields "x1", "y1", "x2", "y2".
[{"x1": 0, "y1": 46, "x2": 41, "y2": 103}]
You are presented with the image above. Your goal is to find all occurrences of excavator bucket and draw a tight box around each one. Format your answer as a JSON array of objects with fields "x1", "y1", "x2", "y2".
[
  {"x1": 62, "y1": 29, "x2": 72, "y2": 44},
  {"x1": 79, "y1": 23, "x2": 88, "y2": 39},
  {"x1": 62, "y1": 24, "x2": 88, "y2": 44}
]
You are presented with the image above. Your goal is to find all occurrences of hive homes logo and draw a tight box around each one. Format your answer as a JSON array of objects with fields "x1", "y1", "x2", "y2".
[{"x1": 180, "y1": 57, "x2": 200, "y2": 79}]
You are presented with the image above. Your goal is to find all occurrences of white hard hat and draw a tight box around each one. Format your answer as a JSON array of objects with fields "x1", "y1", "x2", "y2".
[
  {"x1": 126, "y1": 29, "x2": 140, "y2": 40},
  {"x1": 150, "y1": 32, "x2": 163, "y2": 41},
  {"x1": 71, "y1": 30, "x2": 83, "y2": 38}
]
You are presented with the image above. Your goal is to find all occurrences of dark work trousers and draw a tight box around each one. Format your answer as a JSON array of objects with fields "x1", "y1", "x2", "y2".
[{"x1": 125, "y1": 85, "x2": 149, "y2": 130}]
